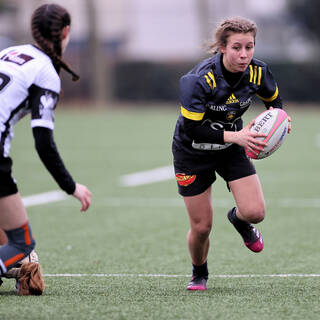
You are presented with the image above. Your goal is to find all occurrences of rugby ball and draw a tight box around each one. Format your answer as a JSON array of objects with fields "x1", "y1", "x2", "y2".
[{"x1": 245, "y1": 108, "x2": 288, "y2": 159}]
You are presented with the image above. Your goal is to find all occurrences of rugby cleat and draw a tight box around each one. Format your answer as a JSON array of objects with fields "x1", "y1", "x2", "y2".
[
  {"x1": 16, "y1": 250, "x2": 39, "y2": 267},
  {"x1": 243, "y1": 225, "x2": 264, "y2": 253},
  {"x1": 3, "y1": 250, "x2": 39, "y2": 279},
  {"x1": 187, "y1": 275, "x2": 207, "y2": 291},
  {"x1": 227, "y1": 207, "x2": 264, "y2": 253}
]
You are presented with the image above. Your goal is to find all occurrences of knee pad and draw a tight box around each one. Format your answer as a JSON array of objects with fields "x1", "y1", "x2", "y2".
[{"x1": 0, "y1": 222, "x2": 35, "y2": 270}]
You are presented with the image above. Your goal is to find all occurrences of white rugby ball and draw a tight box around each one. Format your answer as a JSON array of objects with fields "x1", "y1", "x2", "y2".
[{"x1": 245, "y1": 108, "x2": 289, "y2": 159}]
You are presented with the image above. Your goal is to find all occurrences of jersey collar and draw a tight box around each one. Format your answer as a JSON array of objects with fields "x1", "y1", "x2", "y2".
[{"x1": 212, "y1": 53, "x2": 252, "y2": 88}]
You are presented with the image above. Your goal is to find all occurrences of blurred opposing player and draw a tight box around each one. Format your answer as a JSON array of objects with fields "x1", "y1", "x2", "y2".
[{"x1": 0, "y1": 3, "x2": 91, "y2": 295}]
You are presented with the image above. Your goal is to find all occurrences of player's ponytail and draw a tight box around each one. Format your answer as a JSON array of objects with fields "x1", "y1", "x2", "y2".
[{"x1": 31, "y1": 4, "x2": 79, "y2": 81}]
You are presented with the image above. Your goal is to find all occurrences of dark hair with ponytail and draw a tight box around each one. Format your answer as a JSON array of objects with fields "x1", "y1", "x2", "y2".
[{"x1": 31, "y1": 4, "x2": 79, "y2": 81}]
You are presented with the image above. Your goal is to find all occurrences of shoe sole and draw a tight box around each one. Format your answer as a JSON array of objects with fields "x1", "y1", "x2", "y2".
[{"x1": 187, "y1": 285, "x2": 207, "y2": 291}]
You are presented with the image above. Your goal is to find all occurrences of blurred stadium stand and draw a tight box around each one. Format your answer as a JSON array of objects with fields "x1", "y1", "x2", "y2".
[{"x1": 0, "y1": 0, "x2": 319, "y2": 104}]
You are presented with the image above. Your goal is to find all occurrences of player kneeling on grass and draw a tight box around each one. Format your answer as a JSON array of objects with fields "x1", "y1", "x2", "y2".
[
  {"x1": 0, "y1": 4, "x2": 91, "y2": 295},
  {"x1": 172, "y1": 17, "x2": 291, "y2": 291}
]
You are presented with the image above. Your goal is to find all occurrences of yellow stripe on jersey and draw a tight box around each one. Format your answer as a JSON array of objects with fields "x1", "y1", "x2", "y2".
[
  {"x1": 253, "y1": 65, "x2": 257, "y2": 84},
  {"x1": 204, "y1": 75, "x2": 213, "y2": 90},
  {"x1": 249, "y1": 65, "x2": 253, "y2": 82},
  {"x1": 256, "y1": 86, "x2": 279, "y2": 102},
  {"x1": 257, "y1": 66, "x2": 262, "y2": 85},
  {"x1": 249, "y1": 65, "x2": 262, "y2": 85},
  {"x1": 180, "y1": 106, "x2": 205, "y2": 121},
  {"x1": 208, "y1": 72, "x2": 216, "y2": 88},
  {"x1": 204, "y1": 71, "x2": 216, "y2": 90}
]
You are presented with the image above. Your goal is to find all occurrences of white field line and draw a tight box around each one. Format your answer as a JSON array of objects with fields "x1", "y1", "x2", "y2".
[
  {"x1": 22, "y1": 190, "x2": 68, "y2": 207},
  {"x1": 119, "y1": 165, "x2": 174, "y2": 187},
  {"x1": 43, "y1": 273, "x2": 320, "y2": 278}
]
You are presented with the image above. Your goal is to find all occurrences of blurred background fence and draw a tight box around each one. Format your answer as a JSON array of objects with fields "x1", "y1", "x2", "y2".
[{"x1": 1, "y1": 0, "x2": 319, "y2": 105}]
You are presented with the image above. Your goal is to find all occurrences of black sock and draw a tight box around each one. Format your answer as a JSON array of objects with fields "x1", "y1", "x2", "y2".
[
  {"x1": 228, "y1": 207, "x2": 258, "y2": 242},
  {"x1": 228, "y1": 207, "x2": 249, "y2": 229},
  {"x1": 192, "y1": 261, "x2": 208, "y2": 279}
]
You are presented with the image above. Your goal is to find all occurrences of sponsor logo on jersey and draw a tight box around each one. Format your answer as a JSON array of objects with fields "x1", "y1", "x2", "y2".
[
  {"x1": 38, "y1": 91, "x2": 58, "y2": 121},
  {"x1": 239, "y1": 98, "x2": 251, "y2": 108},
  {"x1": 175, "y1": 173, "x2": 196, "y2": 186},
  {"x1": 1, "y1": 50, "x2": 34, "y2": 66},
  {"x1": 207, "y1": 104, "x2": 227, "y2": 112},
  {"x1": 40, "y1": 93, "x2": 56, "y2": 111},
  {"x1": 226, "y1": 111, "x2": 236, "y2": 120},
  {"x1": 226, "y1": 93, "x2": 239, "y2": 104}
]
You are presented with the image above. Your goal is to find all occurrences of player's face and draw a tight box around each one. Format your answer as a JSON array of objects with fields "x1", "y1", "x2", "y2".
[{"x1": 220, "y1": 32, "x2": 255, "y2": 73}]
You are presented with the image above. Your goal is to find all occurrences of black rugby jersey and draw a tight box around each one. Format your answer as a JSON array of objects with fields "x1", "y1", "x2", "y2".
[{"x1": 173, "y1": 53, "x2": 282, "y2": 156}]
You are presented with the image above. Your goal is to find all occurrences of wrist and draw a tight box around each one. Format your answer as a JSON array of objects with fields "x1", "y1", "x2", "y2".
[
  {"x1": 224, "y1": 131, "x2": 237, "y2": 144},
  {"x1": 66, "y1": 181, "x2": 76, "y2": 195}
]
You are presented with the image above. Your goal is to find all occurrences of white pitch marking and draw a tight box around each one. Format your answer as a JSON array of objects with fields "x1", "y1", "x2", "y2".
[
  {"x1": 43, "y1": 273, "x2": 320, "y2": 278},
  {"x1": 279, "y1": 198, "x2": 320, "y2": 208},
  {"x1": 22, "y1": 190, "x2": 68, "y2": 207},
  {"x1": 119, "y1": 165, "x2": 174, "y2": 187}
]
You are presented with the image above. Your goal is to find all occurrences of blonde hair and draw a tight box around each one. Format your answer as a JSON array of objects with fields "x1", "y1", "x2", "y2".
[{"x1": 209, "y1": 17, "x2": 257, "y2": 54}]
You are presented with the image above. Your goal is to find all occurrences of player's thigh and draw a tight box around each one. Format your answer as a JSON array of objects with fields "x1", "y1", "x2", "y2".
[
  {"x1": 0, "y1": 157, "x2": 28, "y2": 229},
  {"x1": 229, "y1": 174, "x2": 265, "y2": 221},
  {"x1": 0, "y1": 193, "x2": 28, "y2": 230}
]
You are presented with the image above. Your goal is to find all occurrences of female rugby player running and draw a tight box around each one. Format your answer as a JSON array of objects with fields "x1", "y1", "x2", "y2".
[
  {"x1": 172, "y1": 17, "x2": 291, "y2": 291},
  {"x1": 0, "y1": 4, "x2": 91, "y2": 295}
]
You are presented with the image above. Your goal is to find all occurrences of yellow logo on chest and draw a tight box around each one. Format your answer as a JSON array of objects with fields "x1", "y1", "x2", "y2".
[{"x1": 226, "y1": 93, "x2": 239, "y2": 104}]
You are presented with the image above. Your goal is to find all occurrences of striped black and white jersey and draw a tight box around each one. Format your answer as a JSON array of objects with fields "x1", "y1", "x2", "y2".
[
  {"x1": 0, "y1": 44, "x2": 60, "y2": 157},
  {"x1": 0, "y1": 44, "x2": 76, "y2": 194}
]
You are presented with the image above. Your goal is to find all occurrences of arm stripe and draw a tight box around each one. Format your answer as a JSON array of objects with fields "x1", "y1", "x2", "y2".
[
  {"x1": 208, "y1": 72, "x2": 216, "y2": 87},
  {"x1": 204, "y1": 75, "x2": 213, "y2": 90},
  {"x1": 256, "y1": 86, "x2": 279, "y2": 102},
  {"x1": 253, "y1": 65, "x2": 257, "y2": 84},
  {"x1": 180, "y1": 106, "x2": 205, "y2": 121},
  {"x1": 257, "y1": 67, "x2": 262, "y2": 85}
]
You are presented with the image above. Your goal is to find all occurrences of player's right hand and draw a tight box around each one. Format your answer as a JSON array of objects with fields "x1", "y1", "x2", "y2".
[{"x1": 73, "y1": 183, "x2": 91, "y2": 212}]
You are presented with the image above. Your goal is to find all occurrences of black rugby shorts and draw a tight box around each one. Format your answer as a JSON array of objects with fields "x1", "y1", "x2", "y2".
[
  {"x1": 0, "y1": 157, "x2": 18, "y2": 197},
  {"x1": 173, "y1": 145, "x2": 256, "y2": 197}
]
